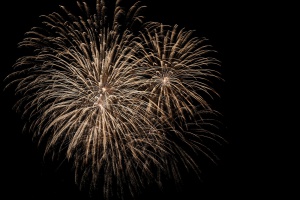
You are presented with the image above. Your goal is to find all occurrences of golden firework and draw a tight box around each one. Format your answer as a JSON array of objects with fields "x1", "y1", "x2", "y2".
[{"x1": 5, "y1": 0, "x2": 224, "y2": 199}]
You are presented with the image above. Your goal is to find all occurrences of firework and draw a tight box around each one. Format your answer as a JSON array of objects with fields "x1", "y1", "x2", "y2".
[{"x1": 5, "y1": 0, "x2": 224, "y2": 199}]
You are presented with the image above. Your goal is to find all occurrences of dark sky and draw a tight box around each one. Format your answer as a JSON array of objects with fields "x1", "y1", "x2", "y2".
[{"x1": 1, "y1": 0, "x2": 295, "y2": 199}]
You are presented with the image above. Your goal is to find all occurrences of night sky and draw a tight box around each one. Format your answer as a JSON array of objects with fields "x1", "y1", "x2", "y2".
[{"x1": 1, "y1": 0, "x2": 295, "y2": 199}]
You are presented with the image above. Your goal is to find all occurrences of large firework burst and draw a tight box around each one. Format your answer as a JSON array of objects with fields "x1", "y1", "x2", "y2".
[{"x1": 5, "y1": 0, "x2": 224, "y2": 199}]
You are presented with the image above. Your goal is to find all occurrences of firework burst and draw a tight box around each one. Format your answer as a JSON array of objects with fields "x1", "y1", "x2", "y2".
[{"x1": 5, "y1": 0, "x2": 224, "y2": 199}]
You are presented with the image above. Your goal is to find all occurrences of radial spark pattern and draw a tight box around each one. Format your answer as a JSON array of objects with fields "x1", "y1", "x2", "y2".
[{"x1": 5, "y1": 0, "x2": 224, "y2": 199}]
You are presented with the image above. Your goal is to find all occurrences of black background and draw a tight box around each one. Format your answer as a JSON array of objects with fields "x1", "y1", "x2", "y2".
[{"x1": 1, "y1": 0, "x2": 296, "y2": 199}]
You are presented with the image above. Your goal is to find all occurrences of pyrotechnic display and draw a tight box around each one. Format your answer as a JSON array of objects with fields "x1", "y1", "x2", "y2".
[{"x1": 5, "y1": 0, "x2": 224, "y2": 199}]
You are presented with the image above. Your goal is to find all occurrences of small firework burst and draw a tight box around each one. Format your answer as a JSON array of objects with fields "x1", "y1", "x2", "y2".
[{"x1": 5, "y1": 0, "x2": 224, "y2": 199}]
